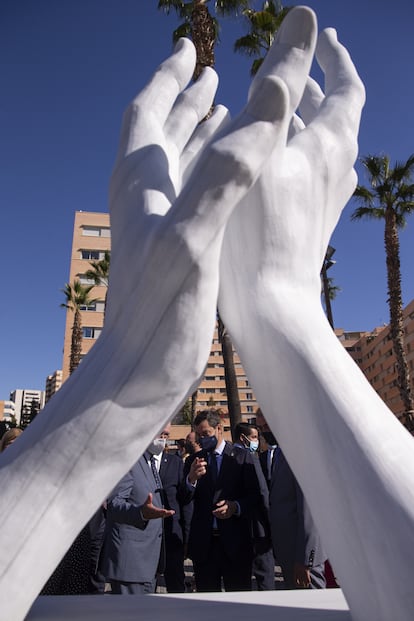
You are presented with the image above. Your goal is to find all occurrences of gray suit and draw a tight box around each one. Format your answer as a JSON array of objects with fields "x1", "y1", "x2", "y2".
[
  {"x1": 101, "y1": 454, "x2": 163, "y2": 592},
  {"x1": 263, "y1": 448, "x2": 326, "y2": 589}
]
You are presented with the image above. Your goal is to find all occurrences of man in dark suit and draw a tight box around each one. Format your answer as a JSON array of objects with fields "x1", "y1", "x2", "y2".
[
  {"x1": 157, "y1": 424, "x2": 192, "y2": 592},
  {"x1": 183, "y1": 409, "x2": 261, "y2": 592},
  {"x1": 101, "y1": 433, "x2": 174, "y2": 594},
  {"x1": 233, "y1": 422, "x2": 275, "y2": 590},
  {"x1": 256, "y1": 409, "x2": 326, "y2": 590}
]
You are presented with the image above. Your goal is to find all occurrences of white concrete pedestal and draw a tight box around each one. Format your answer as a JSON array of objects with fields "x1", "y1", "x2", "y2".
[{"x1": 27, "y1": 589, "x2": 351, "y2": 621}]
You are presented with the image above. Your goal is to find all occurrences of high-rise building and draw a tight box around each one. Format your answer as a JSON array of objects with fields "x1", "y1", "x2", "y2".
[
  {"x1": 62, "y1": 211, "x2": 109, "y2": 380},
  {"x1": 10, "y1": 389, "x2": 45, "y2": 427},
  {"x1": 45, "y1": 370, "x2": 63, "y2": 403},
  {"x1": 335, "y1": 298, "x2": 414, "y2": 423},
  {"x1": 62, "y1": 211, "x2": 259, "y2": 421}
]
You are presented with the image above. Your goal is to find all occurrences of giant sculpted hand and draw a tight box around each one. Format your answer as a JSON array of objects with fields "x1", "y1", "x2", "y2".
[
  {"x1": 0, "y1": 13, "x2": 318, "y2": 620},
  {"x1": 219, "y1": 11, "x2": 414, "y2": 621}
]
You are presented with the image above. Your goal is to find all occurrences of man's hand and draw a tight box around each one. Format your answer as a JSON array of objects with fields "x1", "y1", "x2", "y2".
[
  {"x1": 212, "y1": 499, "x2": 237, "y2": 520},
  {"x1": 141, "y1": 493, "x2": 175, "y2": 520},
  {"x1": 188, "y1": 457, "x2": 207, "y2": 485},
  {"x1": 293, "y1": 562, "x2": 311, "y2": 589}
]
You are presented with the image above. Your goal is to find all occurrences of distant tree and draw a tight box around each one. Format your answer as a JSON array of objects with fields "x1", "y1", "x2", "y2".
[
  {"x1": 173, "y1": 397, "x2": 194, "y2": 424},
  {"x1": 234, "y1": 0, "x2": 289, "y2": 75},
  {"x1": 20, "y1": 400, "x2": 39, "y2": 429},
  {"x1": 61, "y1": 281, "x2": 98, "y2": 375},
  {"x1": 352, "y1": 153, "x2": 414, "y2": 431}
]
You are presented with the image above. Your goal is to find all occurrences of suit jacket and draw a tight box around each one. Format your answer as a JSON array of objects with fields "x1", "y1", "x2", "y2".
[
  {"x1": 261, "y1": 448, "x2": 326, "y2": 570},
  {"x1": 183, "y1": 441, "x2": 261, "y2": 564},
  {"x1": 159, "y1": 451, "x2": 192, "y2": 545},
  {"x1": 101, "y1": 455, "x2": 163, "y2": 583}
]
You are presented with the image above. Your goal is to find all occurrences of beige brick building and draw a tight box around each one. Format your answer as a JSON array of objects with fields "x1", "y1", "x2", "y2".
[
  {"x1": 62, "y1": 211, "x2": 259, "y2": 421},
  {"x1": 336, "y1": 298, "x2": 414, "y2": 421}
]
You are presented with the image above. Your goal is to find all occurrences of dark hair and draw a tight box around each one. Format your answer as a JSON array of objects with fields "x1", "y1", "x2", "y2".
[
  {"x1": 234, "y1": 422, "x2": 258, "y2": 441},
  {"x1": 176, "y1": 438, "x2": 185, "y2": 449},
  {"x1": 193, "y1": 409, "x2": 223, "y2": 428}
]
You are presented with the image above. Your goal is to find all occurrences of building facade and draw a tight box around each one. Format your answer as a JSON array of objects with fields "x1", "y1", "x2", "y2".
[
  {"x1": 336, "y1": 298, "x2": 414, "y2": 422},
  {"x1": 62, "y1": 211, "x2": 259, "y2": 421},
  {"x1": 10, "y1": 389, "x2": 45, "y2": 427},
  {"x1": 45, "y1": 370, "x2": 63, "y2": 403}
]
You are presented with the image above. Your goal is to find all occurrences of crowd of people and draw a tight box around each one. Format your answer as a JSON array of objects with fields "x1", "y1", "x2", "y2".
[{"x1": 0, "y1": 408, "x2": 338, "y2": 596}]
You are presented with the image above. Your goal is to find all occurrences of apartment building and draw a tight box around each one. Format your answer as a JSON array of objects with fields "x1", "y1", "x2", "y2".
[
  {"x1": 10, "y1": 389, "x2": 45, "y2": 427},
  {"x1": 45, "y1": 370, "x2": 63, "y2": 403},
  {"x1": 336, "y1": 299, "x2": 414, "y2": 421},
  {"x1": 62, "y1": 211, "x2": 259, "y2": 420}
]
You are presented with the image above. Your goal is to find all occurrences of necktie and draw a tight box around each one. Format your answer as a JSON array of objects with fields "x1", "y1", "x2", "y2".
[
  {"x1": 209, "y1": 451, "x2": 218, "y2": 485},
  {"x1": 150, "y1": 456, "x2": 163, "y2": 493}
]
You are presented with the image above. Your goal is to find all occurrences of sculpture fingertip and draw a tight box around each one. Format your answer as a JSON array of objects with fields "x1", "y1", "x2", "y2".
[
  {"x1": 247, "y1": 75, "x2": 289, "y2": 123},
  {"x1": 276, "y1": 5, "x2": 317, "y2": 51}
]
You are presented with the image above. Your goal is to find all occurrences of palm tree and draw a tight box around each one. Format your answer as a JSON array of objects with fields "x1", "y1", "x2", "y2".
[
  {"x1": 84, "y1": 250, "x2": 110, "y2": 317},
  {"x1": 352, "y1": 154, "x2": 414, "y2": 431},
  {"x1": 159, "y1": 0, "x2": 248, "y2": 432},
  {"x1": 234, "y1": 0, "x2": 289, "y2": 75},
  {"x1": 158, "y1": 0, "x2": 250, "y2": 80},
  {"x1": 61, "y1": 281, "x2": 98, "y2": 375},
  {"x1": 218, "y1": 316, "x2": 241, "y2": 438}
]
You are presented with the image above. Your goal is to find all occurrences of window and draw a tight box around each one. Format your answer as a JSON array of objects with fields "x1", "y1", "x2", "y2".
[
  {"x1": 78, "y1": 275, "x2": 95, "y2": 285},
  {"x1": 82, "y1": 327, "x2": 102, "y2": 339},
  {"x1": 246, "y1": 406, "x2": 254, "y2": 413},
  {"x1": 82, "y1": 226, "x2": 111, "y2": 238},
  {"x1": 245, "y1": 393, "x2": 253, "y2": 400},
  {"x1": 80, "y1": 250, "x2": 107, "y2": 260},
  {"x1": 79, "y1": 301, "x2": 105, "y2": 312},
  {"x1": 81, "y1": 250, "x2": 100, "y2": 260}
]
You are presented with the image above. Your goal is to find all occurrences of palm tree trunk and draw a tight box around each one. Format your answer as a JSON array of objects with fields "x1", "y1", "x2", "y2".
[
  {"x1": 218, "y1": 314, "x2": 241, "y2": 439},
  {"x1": 70, "y1": 309, "x2": 83, "y2": 375},
  {"x1": 384, "y1": 208, "x2": 414, "y2": 431},
  {"x1": 191, "y1": 1, "x2": 216, "y2": 80}
]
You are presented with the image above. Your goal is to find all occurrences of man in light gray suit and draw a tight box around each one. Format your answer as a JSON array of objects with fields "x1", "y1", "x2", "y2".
[
  {"x1": 256, "y1": 409, "x2": 326, "y2": 590},
  {"x1": 101, "y1": 434, "x2": 174, "y2": 594}
]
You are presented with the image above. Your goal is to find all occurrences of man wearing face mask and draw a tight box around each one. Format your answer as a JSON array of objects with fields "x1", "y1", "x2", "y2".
[
  {"x1": 100, "y1": 429, "x2": 175, "y2": 595},
  {"x1": 255, "y1": 409, "x2": 327, "y2": 590},
  {"x1": 182, "y1": 409, "x2": 261, "y2": 592},
  {"x1": 233, "y1": 422, "x2": 276, "y2": 590}
]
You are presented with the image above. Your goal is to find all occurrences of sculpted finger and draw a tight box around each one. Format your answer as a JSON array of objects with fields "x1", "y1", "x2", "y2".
[
  {"x1": 171, "y1": 76, "x2": 290, "y2": 244},
  {"x1": 181, "y1": 104, "x2": 231, "y2": 184},
  {"x1": 299, "y1": 77, "x2": 324, "y2": 125},
  {"x1": 115, "y1": 38, "x2": 196, "y2": 159},
  {"x1": 302, "y1": 29, "x2": 365, "y2": 170},
  {"x1": 249, "y1": 6, "x2": 317, "y2": 116},
  {"x1": 165, "y1": 67, "x2": 219, "y2": 153}
]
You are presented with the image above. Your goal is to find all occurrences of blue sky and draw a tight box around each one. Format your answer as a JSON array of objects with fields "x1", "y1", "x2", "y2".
[{"x1": 1, "y1": 0, "x2": 413, "y2": 398}]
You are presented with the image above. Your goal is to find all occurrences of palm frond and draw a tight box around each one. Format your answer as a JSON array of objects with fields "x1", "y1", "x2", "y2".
[
  {"x1": 234, "y1": 33, "x2": 261, "y2": 56},
  {"x1": 215, "y1": 0, "x2": 251, "y2": 17},
  {"x1": 251, "y1": 57, "x2": 264, "y2": 76},
  {"x1": 173, "y1": 21, "x2": 192, "y2": 42},
  {"x1": 350, "y1": 206, "x2": 385, "y2": 221}
]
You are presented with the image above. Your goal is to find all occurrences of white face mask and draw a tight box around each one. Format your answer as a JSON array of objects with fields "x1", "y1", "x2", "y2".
[
  {"x1": 148, "y1": 438, "x2": 166, "y2": 456},
  {"x1": 242, "y1": 434, "x2": 259, "y2": 453}
]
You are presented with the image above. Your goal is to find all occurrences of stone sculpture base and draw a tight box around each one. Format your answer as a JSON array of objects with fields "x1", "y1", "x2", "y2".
[{"x1": 27, "y1": 590, "x2": 350, "y2": 621}]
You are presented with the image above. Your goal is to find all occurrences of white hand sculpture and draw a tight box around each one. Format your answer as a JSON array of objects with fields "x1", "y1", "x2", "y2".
[
  {"x1": 0, "y1": 13, "x2": 317, "y2": 619},
  {"x1": 219, "y1": 12, "x2": 414, "y2": 621}
]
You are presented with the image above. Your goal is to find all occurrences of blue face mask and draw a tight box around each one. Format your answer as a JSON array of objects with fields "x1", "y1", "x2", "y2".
[
  {"x1": 199, "y1": 434, "x2": 218, "y2": 452},
  {"x1": 248, "y1": 440, "x2": 259, "y2": 453}
]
